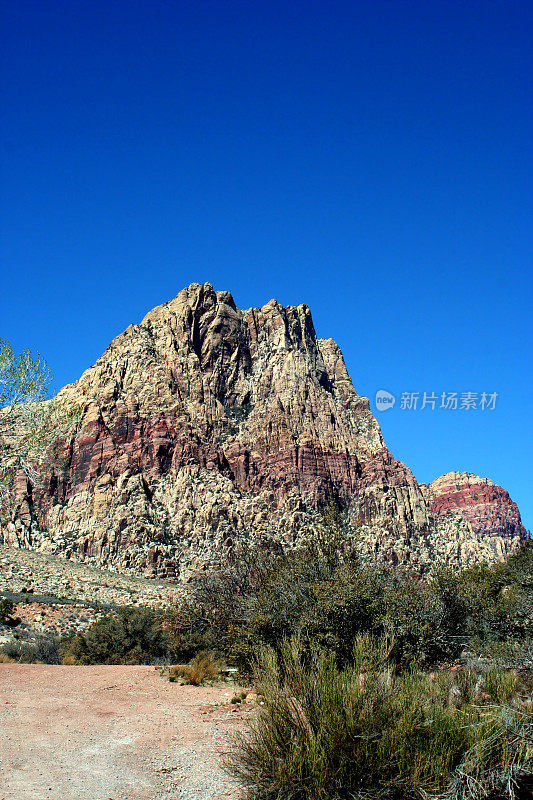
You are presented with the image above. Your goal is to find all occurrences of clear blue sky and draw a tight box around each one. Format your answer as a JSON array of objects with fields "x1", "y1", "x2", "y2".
[{"x1": 1, "y1": 1, "x2": 531, "y2": 531}]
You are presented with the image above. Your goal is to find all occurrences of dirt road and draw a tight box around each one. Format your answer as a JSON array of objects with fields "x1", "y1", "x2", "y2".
[{"x1": 0, "y1": 665, "x2": 250, "y2": 800}]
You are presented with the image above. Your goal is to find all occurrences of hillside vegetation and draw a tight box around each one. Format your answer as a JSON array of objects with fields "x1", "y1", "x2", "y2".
[{"x1": 5, "y1": 518, "x2": 531, "y2": 799}]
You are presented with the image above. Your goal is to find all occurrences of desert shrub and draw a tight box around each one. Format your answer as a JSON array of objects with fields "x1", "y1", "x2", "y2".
[
  {"x1": 163, "y1": 505, "x2": 351, "y2": 672},
  {"x1": 1, "y1": 639, "x2": 39, "y2": 662},
  {"x1": 231, "y1": 691, "x2": 248, "y2": 704},
  {"x1": 213, "y1": 516, "x2": 375, "y2": 668},
  {"x1": 379, "y1": 570, "x2": 465, "y2": 667},
  {"x1": 468, "y1": 638, "x2": 533, "y2": 671},
  {"x1": 433, "y1": 541, "x2": 533, "y2": 645},
  {"x1": 226, "y1": 636, "x2": 532, "y2": 800},
  {"x1": 0, "y1": 640, "x2": 22, "y2": 660},
  {"x1": 60, "y1": 606, "x2": 170, "y2": 665},
  {"x1": 29, "y1": 634, "x2": 61, "y2": 664},
  {"x1": 0, "y1": 653, "x2": 15, "y2": 663},
  {"x1": 251, "y1": 556, "x2": 465, "y2": 668},
  {"x1": 250, "y1": 547, "x2": 334, "y2": 647},
  {"x1": 165, "y1": 526, "x2": 532, "y2": 674},
  {"x1": 164, "y1": 569, "x2": 250, "y2": 663},
  {"x1": 0, "y1": 598, "x2": 15, "y2": 625},
  {"x1": 448, "y1": 711, "x2": 533, "y2": 800},
  {"x1": 428, "y1": 540, "x2": 533, "y2": 677},
  {"x1": 164, "y1": 543, "x2": 280, "y2": 670},
  {"x1": 168, "y1": 651, "x2": 221, "y2": 685},
  {"x1": 166, "y1": 555, "x2": 459, "y2": 672},
  {"x1": 0, "y1": 634, "x2": 61, "y2": 664}
]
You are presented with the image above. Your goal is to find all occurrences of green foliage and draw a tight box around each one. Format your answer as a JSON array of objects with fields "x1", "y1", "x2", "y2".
[
  {"x1": 163, "y1": 543, "x2": 279, "y2": 670},
  {"x1": 248, "y1": 550, "x2": 464, "y2": 668},
  {"x1": 224, "y1": 402, "x2": 254, "y2": 424},
  {"x1": 220, "y1": 402, "x2": 254, "y2": 440},
  {"x1": 380, "y1": 570, "x2": 462, "y2": 666},
  {"x1": 0, "y1": 340, "x2": 52, "y2": 408},
  {"x1": 0, "y1": 597, "x2": 15, "y2": 625},
  {"x1": 58, "y1": 528, "x2": 531, "y2": 678},
  {"x1": 231, "y1": 691, "x2": 248, "y2": 704},
  {"x1": 0, "y1": 339, "x2": 82, "y2": 518},
  {"x1": 1, "y1": 634, "x2": 61, "y2": 664},
  {"x1": 164, "y1": 529, "x2": 532, "y2": 673},
  {"x1": 226, "y1": 636, "x2": 532, "y2": 800},
  {"x1": 59, "y1": 606, "x2": 170, "y2": 665},
  {"x1": 431, "y1": 539, "x2": 533, "y2": 667}
]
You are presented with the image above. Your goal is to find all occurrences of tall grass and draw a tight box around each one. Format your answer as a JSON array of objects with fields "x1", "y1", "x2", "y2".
[
  {"x1": 226, "y1": 636, "x2": 532, "y2": 800},
  {"x1": 168, "y1": 651, "x2": 221, "y2": 685}
]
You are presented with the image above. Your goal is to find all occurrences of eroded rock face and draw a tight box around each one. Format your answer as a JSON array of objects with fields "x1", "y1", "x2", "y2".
[
  {"x1": 422, "y1": 472, "x2": 528, "y2": 542},
  {"x1": 1, "y1": 283, "x2": 528, "y2": 577}
]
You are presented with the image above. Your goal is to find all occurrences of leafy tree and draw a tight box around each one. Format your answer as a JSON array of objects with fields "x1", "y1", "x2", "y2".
[{"x1": 0, "y1": 340, "x2": 80, "y2": 520}]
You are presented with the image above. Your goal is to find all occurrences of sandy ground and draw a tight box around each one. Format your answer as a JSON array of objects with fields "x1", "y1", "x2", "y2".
[{"x1": 0, "y1": 665, "x2": 251, "y2": 800}]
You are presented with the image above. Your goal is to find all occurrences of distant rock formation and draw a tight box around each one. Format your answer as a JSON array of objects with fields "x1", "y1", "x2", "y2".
[
  {"x1": 1, "y1": 283, "x2": 528, "y2": 578},
  {"x1": 421, "y1": 472, "x2": 527, "y2": 549}
]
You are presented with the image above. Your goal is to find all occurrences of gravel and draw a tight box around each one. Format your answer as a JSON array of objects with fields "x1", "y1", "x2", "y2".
[{"x1": 0, "y1": 664, "x2": 250, "y2": 800}]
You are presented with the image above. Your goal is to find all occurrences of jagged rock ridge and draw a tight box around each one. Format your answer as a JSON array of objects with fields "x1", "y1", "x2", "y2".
[{"x1": 1, "y1": 283, "x2": 528, "y2": 578}]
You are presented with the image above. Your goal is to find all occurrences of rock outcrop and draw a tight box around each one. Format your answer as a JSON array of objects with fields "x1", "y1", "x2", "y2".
[
  {"x1": 1, "y1": 283, "x2": 528, "y2": 578},
  {"x1": 421, "y1": 472, "x2": 528, "y2": 556}
]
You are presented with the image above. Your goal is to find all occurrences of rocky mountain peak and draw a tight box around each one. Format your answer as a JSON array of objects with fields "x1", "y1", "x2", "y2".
[{"x1": 2, "y1": 283, "x2": 528, "y2": 579}]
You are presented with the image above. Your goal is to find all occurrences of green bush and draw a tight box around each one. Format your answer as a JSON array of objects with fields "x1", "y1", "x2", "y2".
[
  {"x1": 431, "y1": 539, "x2": 533, "y2": 665},
  {"x1": 0, "y1": 634, "x2": 61, "y2": 664},
  {"x1": 249, "y1": 555, "x2": 465, "y2": 668},
  {"x1": 164, "y1": 536, "x2": 532, "y2": 673},
  {"x1": 380, "y1": 570, "x2": 464, "y2": 666},
  {"x1": 164, "y1": 543, "x2": 279, "y2": 670},
  {"x1": 0, "y1": 597, "x2": 15, "y2": 625},
  {"x1": 226, "y1": 636, "x2": 532, "y2": 800},
  {"x1": 59, "y1": 606, "x2": 170, "y2": 665}
]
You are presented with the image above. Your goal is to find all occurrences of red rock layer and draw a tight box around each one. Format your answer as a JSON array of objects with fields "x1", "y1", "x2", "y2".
[
  {"x1": 2, "y1": 283, "x2": 528, "y2": 576},
  {"x1": 425, "y1": 472, "x2": 528, "y2": 541}
]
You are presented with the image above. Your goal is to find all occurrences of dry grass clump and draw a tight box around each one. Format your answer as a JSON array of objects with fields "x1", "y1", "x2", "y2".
[
  {"x1": 226, "y1": 635, "x2": 532, "y2": 800},
  {"x1": 168, "y1": 651, "x2": 221, "y2": 685},
  {"x1": 0, "y1": 652, "x2": 16, "y2": 663},
  {"x1": 231, "y1": 691, "x2": 248, "y2": 704},
  {"x1": 449, "y1": 713, "x2": 532, "y2": 800}
]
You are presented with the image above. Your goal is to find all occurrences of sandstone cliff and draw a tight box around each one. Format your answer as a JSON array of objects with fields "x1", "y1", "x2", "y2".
[
  {"x1": 420, "y1": 472, "x2": 528, "y2": 561},
  {"x1": 1, "y1": 283, "x2": 528, "y2": 578}
]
